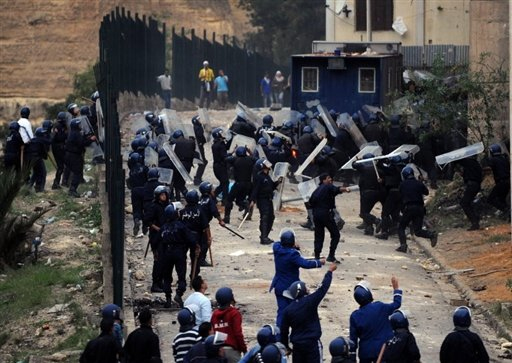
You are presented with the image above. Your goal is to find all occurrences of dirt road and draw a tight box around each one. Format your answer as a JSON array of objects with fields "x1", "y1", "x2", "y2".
[{"x1": 124, "y1": 109, "x2": 503, "y2": 362}]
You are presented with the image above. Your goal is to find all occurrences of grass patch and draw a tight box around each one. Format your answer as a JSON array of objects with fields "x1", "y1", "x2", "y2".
[
  {"x1": 490, "y1": 302, "x2": 512, "y2": 339},
  {"x1": 484, "y1": 233, "x2": 511, "y2": 244},
  {"x1": 0, "y1": 264, "x2": 83, "y2": 326},
  {"x1": 56, "y1": 302, "x2": 97, "y2": 351},
  {"x1": 0, "y1": 331, "x2": 10, "y2": 349}
]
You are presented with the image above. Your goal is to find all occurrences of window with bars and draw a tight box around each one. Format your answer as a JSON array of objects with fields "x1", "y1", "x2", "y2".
[
  {"x1": 359, "y1": 68, "x2": 376, "y2": 93},
  {"x1": 356, "y1": 0, "x2": 393, "y2": 31},
  {"x1": 302, "y1": 67, "x2": 319, "y2": 92}
]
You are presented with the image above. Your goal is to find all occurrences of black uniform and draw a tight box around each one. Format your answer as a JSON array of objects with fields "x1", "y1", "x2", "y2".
[
  {"x1": 123, "y1": 325, "x2": 162, "y2": 363},
  {"x1": 397, "y1": 178, "x2": 436, "y2": 251},
  {"x1": 224, "y1": 154, "x2": 255, "y2": 222},
  {"x1": 440, "y1": 328, "x2": 489, "y2": 363},
  {"x1": 230, "y1": 118, "x2": 256, "y2": 138},
  {"x1": 352, "y1": 160, "x2": 385, "y2": 235},
  {"x1": 160, "y1": 219, "x2": 197, "y2": 300},
  {"x1": 65, "y1": 126, "x2": 94, "y2": 195},
  {"x1": 4, "y1": 129, "x2": 23, "y2": 171},
  {"x1": 251, "y1": 170, "x2": 280, "y2": 244},
  {"x1": 309, "y1": 183, "x2": 344, "y2": 260},
  {"x1": 199, "y1": 194, "x2": 221, "y2": 264},
  {"x1": 180, "y1": 203, "x2": 208, "y2": 276},
  {"x1": 486, "y1": 153, "x2": 510, "y2": 213},
  {"x1": 415, "y1": 127, "x2": 438, "y2": 187},
  {"x1": 297, "y1": 133, "x2": 320, "y2": 163},
  {"x1": 128, "y1": 161, "x2": 148, "y2": 224},
  {"x1": 381, "y1": 328, "x2": 421, "y2": 363},
  {"x1": 144, "y1": 197, "x2": 168, "y2": 289},
  {"x1": 457, "y1": 157, "x2": 482, "y2": 229},
  {"x1": 25, "y1": 134, "x2": 50, "y2": 192},
  {"x1": 377, "y1": 160, "x2": 404, "y2": 238},
  {"x1": 211, "y1": 138, "x2": 230, "y2": 204},
  {"x1": 80, "y1": 332, "x2": 121, "y2": 363},
  {"x1": 51, "y1": 122, "x2": 68, "y2": 188},
  {"x1": 363, "y1": 122, "x2": 388, "y2": 152},
  {"x1": 193, "y1": 122, "x2": 208, "y2": 185},
  {"x1": 174, "y1": 137, "x2": 197, "y2": 199}
]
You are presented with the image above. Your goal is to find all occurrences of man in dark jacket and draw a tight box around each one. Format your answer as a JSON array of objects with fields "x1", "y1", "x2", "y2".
[
  {"x1": 25, "y1": 127, "x2": 51, "y2": 192},
  {"x1": 309, "y1": 173, "x2": 350, "y2": 262},
  {"x1": 4, "y1": 121, "x2": 24, "y2": 171},
  {"x1": 123, "y1": 308, "x2": 162, "y2": 363},
  {"x1": 80, "y1": 318, "x2": 121, "y2": 363},
  {"x1": 51, "y1": 112, "x2": 68, "y2": 189},
  {"x1": 230, "y1": 115, "x2": 256, "y2": 138},
  {"x1": 65, "y1": 119, "x2": 95, "y2": 197},
  {"x1": 484, "y1": 144, "x2": 510, "y2": 216},
  {"x1": 456, "y1": 156, "x2": 482, "y2": 231},
  {"x1": 280, "y1": 263, "x2": 337, "y2": 363},
  {"x1": 192, "y1": 115, "x2": 208, "y2": 185},
  {"x1": 172, "y1": 129, "x2": 197, "y2": 199},
  {"x1": 211, "y1": 127, "x2": 230, "y2": 205}
]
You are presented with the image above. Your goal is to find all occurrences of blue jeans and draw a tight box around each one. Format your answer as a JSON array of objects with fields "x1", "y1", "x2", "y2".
[{"x1": 162, "y1": 89, "x2": 171, "y2": 109}]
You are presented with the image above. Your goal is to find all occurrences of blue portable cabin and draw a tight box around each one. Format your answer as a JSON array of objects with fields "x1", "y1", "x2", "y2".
[{"x1": 291, "y1": 42, "x2": 403, "y2": 114}]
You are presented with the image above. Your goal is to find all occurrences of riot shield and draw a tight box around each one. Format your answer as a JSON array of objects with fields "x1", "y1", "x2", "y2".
[
  {"x1": 236, "y1": 102, "x2": 262, "y2": 128},
  {"x1": 336, "y1": 113, "x2": 367, "y2": 149},
  {"x1": 79, "y1": 115, "x2": 104, "y2": 159},
  {"x1": 261, "y1": 130, "x2": 272, "y2": 145},
  {"x1": 95, "y1": 98, "x2": 105, "y2": 143},
  {"x1": 228, "y1": 134, "x2": 257, "y2": 154},
  {"x1": 162, "y1": 142, "x2": 194, "y2": 185},
  {"x1": 197, "y1": 108, "x2": 212, "y2": 134},
  {"x1": 405, "y1": 162, "x2": 428, "y2": 181},
  {"x1": 159, "y1": 109, "x2": 182, "y2": 135},
  {"x1": 297, "y1": 177, "x2": 320, "y2": 202},
  {"x1": 272, "y1": 162, "x2": 290, "y2": 211},
  {"x1": 130, "y1": 114, "x2": 149, "y2": 135},
  {"x1": 266, "y1": 130, "x2": 292, "y2": 145},
  {"x1": 340, "y1": 144, "x2": 382, "y2": 170},
  {"x1": 157, "y1": 167, "x2": 174, "y2": 184},
  {"x1": 273, "y1": 109, "x2": 302, "y2": 127},
  {"x1": 310, "y1": 118, "x2": 327, "y2": 138},
  {"x1": 156, "y1": 134, "x2": 169, "y2": 148},
  {"x1": 353, "y1": 144, "x2": 419, "y2": 165},
  {"x1": 256, "y1": 145, "x2": 268, "y2": 160},
  {"x1": 435, "y1": 142, "x2": 484, "y2": 168},
  {"x1": 295, "y1": 138, "x2": 328, "y2": 176},
  {"x1": 316, "y1": 104, "x2": 339, "y2": 138},
  {"x1": 362, "y1": 104, "x2": 387, "y2": 118},
  {"x1": 144, "y1": 146, "x2": 159, "y2": 167}
]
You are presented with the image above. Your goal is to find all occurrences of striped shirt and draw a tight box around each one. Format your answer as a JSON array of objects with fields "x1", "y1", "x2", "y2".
[{"x1": 172, "y1": 329, "x2": 202, "y2": 362}]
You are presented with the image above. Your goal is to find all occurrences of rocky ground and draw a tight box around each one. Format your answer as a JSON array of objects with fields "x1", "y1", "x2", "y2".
[{"x1": 122, "y1": 108, "x2": 512, "y2": 362}]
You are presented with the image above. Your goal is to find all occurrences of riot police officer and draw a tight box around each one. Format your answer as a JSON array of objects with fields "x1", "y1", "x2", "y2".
[
  {"x1": 255, "y1": 114, "x2": 275, "y2": 141},
  {"x1": 51, "y1": 112, "x2": 68, "y2": 189},
  {"x1": 456, "y1": 156, "x2": 483, "y2": 231},
  {"x1": 4, "y1": 121, "x2": 23, "y2": 171},
  {"x1": 198, "y1": 181, "x2": 225, "y2": 266},
  {"x1": 192, "y1": 115, "x2": 208, "y2": 185},
  {"x1": 230, "y1": 114, "x2": 256, "y2": 138},
  {"x1": 127, "y1": 153, "x2": 148, "y2": 236},
  {"x1": 25, "y1": 127, "x2": 50, "y2": 192},
  {"x1": 172, "y1": 129, "x2": 197, "y2": 199},
  {"x1": 65, "y1": 119, "x2": 95, "y2": 197},
  {"x1": 211, "y1": 127, "x2": 230, "y2": 205},
  {"x1": 396, "y1": 166, "x2": 438, "y2": 252},
  {"x1": 484, "y1": 144, "x2": 510, "y2": 216}
]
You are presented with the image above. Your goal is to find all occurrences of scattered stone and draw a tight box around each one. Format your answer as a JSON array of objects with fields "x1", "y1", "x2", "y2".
[
  {"x1": 502, "y1": 342, "x2": 512, "y2": 349},
  {"x1": 449, "y1": 299, "x2": 467, "y2": 306},
  {"x1": 470, "y1": 284, "x2": 486, "y2": 292},
  {"x1": 355, "y1": 276, "x2": 364, "y2": 281},
  {"x1": 424, "y1": 294, "x2": 432, "y2": 298},
  {"x1": 133, "y1": 270, "x2": 145, "y2": 281},
  {"x1": 48, "y1": 352, "x2": 67, "y2": 361},
  {"x1": 78, "y1": 235, "x2": 85, "y2": 240},
  {"x1": 48, "y1": 303, "x2": 70, "y2": 314},
  {"x1": 367, "y1": 257, "x2": 376, "y2": 261},
  {"x1": 401, "y1": 265, "x2": 408, "y2": 270}
]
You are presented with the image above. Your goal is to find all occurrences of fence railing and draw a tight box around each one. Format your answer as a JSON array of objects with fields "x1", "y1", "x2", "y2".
[
  {"x1": 172, "y1": 27, "x2": 289, "y2": 108},
  {"x1": 95, "y1": 7, "x2": 166, "y2": 307}
]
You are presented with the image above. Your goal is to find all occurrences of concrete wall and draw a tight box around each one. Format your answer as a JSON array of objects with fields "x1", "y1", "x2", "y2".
[{"x1": 325, "y1": 0, "x2": 470, "y2": 46}]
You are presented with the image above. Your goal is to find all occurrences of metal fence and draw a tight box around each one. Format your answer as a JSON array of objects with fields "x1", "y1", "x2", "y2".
[
  {"x1": 403, "y1": 45, "x2": 469, "y2": 68},
  {"x1": 172, "y1": 27, "x2": 289, "y2": 107},
  {"x1": 95, "y1": 7, "x2": 166, "y2": 307}
]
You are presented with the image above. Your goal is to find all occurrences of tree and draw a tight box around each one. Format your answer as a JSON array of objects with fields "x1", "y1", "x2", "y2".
[{"x1": 239, "y1": 0, "x2": 325, "y2": 65}]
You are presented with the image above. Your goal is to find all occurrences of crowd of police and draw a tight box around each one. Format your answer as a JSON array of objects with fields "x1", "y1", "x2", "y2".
[
  {"x1": 115, "y1": 106, "x2": 504, "y2": 362},
  {"x1": 3, "y1": 92, "x2": 103, "y2": 197}
]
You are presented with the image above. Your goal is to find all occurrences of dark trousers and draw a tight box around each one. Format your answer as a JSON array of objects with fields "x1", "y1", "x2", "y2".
[
  {"x1": 199, "y1": 84, "x2": 212, "y2": 109},
  {"x1": 275, "y1": 293, "x2": 290, "y2": 329},
  {"x1": 398, "y1": 204, "x2": 434, "y2": 245},
  {"x1": 488, "y1": 181, "x2": 510, "y2": 212},
  {"x1": 381, "y1": 188, "x2": 401, "y2": 233},
  {"x1": 225, "y1": 181, "x2": 251, "y2": 215},
  {"x1": 65, "y1": 153, "x2": 84, "y2": 191},
  {"x1": 460, "y1": 181, "x2": 480, "y2": 226},
  {"x1": 257, "y1": 199, "x2": 275, "y2": 240},
  {"x1": 313, "y1": 209, "x2": 340, "y2": 257},
  {"x1": 291, "y1": 340, "x2": 323, "y2": 363},
  {"x1": 162, "y1": 89, "x2": 171, "y2": 109},
  {"x1": 194, "y1": 143, "x2": 208, "y2": 182},
  {"x1": 161, "y1": 245, "x2": 187, "y2": 296},
  {"x1": 4, "y1": 154, "x2": 21, "y2": 172},
  {"x1": 149, "y1": 232, "x2": 163, "y2": 284},
  {"x1": 360, "y1": 189, "x2": 385, "y2": 225},
  {"x1": 29, "y1": 158, "x2": 47, "y2": 191},
  {"x1": 52, "y1": 145, "x2": 66, "y2": 186},
  {"x1": 213, "y1": 163, "x2": 229, "y2": 203}
]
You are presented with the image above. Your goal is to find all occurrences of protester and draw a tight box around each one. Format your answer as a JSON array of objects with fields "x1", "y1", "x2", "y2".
[
  {"x1": 123, "y1": 308, "x2": 162, "y2": 363},
  {"x1": 214, "y1": 69, "x2": 229, "y2": 109},
  {"x1": 156, "y1": 69, "x2": 172, "y2": 109}
]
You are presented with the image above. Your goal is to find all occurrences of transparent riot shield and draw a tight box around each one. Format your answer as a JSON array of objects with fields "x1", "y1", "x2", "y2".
[
  {"x1": 236, "y1": 101, "x2": 262, "y2": 128},
  {"x1": 337, "y1": 113, "x2": 368, "y2": 149},
  {"x1": 144, "y1": 146, "x2": 159, "y2": 167},
  {"x1": 362, "y1": 104, "x2": 387, "y2": 118},
  {"x1": 80, "y1": 115, "x2": 104, "y2": 159},
  {"x1": 159, "y1": 109, "x2": 182, "y2": 135},
  {"x1": 354, "y1": 144, "x2": 419, "y2": 165},
  {"x1": 272, "y1": 162, "x2": 290, "y2": 211},
  {"x1": 297, "y1": 177, "x2": 320, "y2": 202},
  {"x1": 162, "y1": 142, "x2": 194, "y2": 185},
  {"x1": 197, "y1": 108, "x2": 212, "y2": 135},
  {"x1": 435, "y1": 142, "x2": 484, "y2": 168},
  {"x1": 273, "y1": 109, "x2": 302, "y2": 127},
  {"x1": 95, "y1": 98, "x2": 105, "y2": 143},
  {"x1": 261, "y1": 130, "x2": 272, "y2": 145},
  {"x1": 228, "y1": 134, "x2": 257, "y2": 154},
  {"x1": 295, "y1": 138, "x2": 328, "y2": 176},
  {"x1": 156, "y1": 134, "x2": 169, "y2": 149},
  {"x1": 256, "y1": 145, "x2": 268, "y2": 160},
  {"x1": 317, "y1": 104, "x2": 339, "y2": 138},
  {"x1": 341, "y1": 144, "x2": 382, "y2": 170},
  {"x1": 157, "y1": 167, "x2": 174, "y2": 185},
  {"x1": 310, "y1": 118, "x2": 327, "y2": 138}
]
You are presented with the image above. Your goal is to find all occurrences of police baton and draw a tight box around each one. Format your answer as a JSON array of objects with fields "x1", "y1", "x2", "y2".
[
  {"x1": 221, "y1": 224, "x2": 245, "y2": 239},
  {"x1": 48, "y1": 152, "x2": 58, "y2": 170},
  {"x1": 238, "y1": 210, "x2": 250, "y2": 230},
  {"x1": 371, "y1": 160, "x2": 381, "y2": 180},
  {"x1": 190, "y1": 254, "x2": 199, "y2": 289},
  {"x1": 208, "y1": 246, "x2": 214, "y2": 266},
  {"x1": 143, "y1": 240, "x2": 151, "y2": 259}
]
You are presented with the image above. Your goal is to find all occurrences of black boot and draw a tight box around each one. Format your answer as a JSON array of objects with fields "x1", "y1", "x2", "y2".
[
  {"x1": 430, "y1": 231, "x2": 438, "y2": 247},
  {"x1": 51, "y1": 182, "x2": 61, "y2": 190},
  {"x1": 133, "y1": 218, "x2": 141, "y2": 236},
  {"x1": 174, "y1": 293, "x2": 184, "y2": 308},
  {"x1": 375, "y1": 233, "x2": 388, "y2": 240},
  {"x1": 364, "y1": 225, "x2": 374, "y2": 236},
  {"x1": 164, "y1": 293, "x2": 173, "y2": 308},
  {"x1": 396, "y1": 244, "x2": 407, "y2": 253},
  {"x1": 151, "y1": 282, "x2": 163, "y2": 293},
  {"x1": 69, "y1": 188, "x2": 80, "y2": 198},
  {"x1": 326, "y1": 254, "x2": 342, "y2": 264}
]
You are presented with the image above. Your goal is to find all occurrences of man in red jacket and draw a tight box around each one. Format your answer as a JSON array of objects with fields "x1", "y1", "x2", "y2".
[{"x1": 211, "y1": 287, "x2": 247, "y2": 362}]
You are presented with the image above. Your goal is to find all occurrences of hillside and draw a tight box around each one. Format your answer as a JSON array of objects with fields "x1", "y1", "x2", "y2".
[{"x1": 0, "y1": 0, "x2": 252, "y2": 118}]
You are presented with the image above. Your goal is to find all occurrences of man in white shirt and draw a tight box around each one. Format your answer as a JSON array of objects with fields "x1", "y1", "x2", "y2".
[
  {"x1": 184, "y1": 275, "x2": 212, "y2": 329},
  {"x1": 18, "y1": 106, "x2": 34, "y2": 144},
  {"x1": 156, "y1": 70, "x2": 172, "y2": 109}
]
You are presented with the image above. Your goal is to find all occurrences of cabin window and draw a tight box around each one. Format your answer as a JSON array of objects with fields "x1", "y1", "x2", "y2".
[
  {"x1": 359, "y1": 68, "x2": 376, "y2": 93},
  {"x1": 356, "y1": 0, "x2": 394, "y2": 31},
  {"x1": 301, "y1": 67, "x2": 319, "y2": 92}
]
